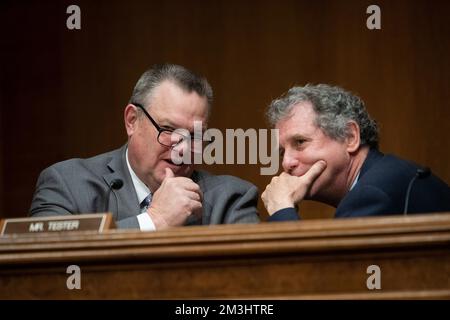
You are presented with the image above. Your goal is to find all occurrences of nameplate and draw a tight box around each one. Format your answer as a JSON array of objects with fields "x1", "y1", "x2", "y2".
[{"x1": 0, "y1": 213, "x2": 115, "y2": 236}]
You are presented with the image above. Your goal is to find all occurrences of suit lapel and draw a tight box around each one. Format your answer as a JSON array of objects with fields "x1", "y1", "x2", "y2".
[{"x1": 103, "y1": 145, "x2": 140, "y2": 221}]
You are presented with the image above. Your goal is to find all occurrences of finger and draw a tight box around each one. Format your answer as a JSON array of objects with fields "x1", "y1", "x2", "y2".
[
  {"x1": 191, "y1": 187, "x2": 203, "y2": 203},
  {"x1": 191, "y1": 202, "x2": 203, "y2": 220},
  {"x1": 168, "y1": 176, "x2": 194, "y2": 184},
  {"x1": 174, "y1": 179, "x2": 201, "y2": 193},
  {"x1": 189, "y1": 199, "x2": 203, "y2": 214},
  {"x1": 197, "y1": 188, "x2": 204, "y2": 203},
  {"x1": 165, "y1": 176, "x2": 198, "y2": 189},
  {"x1": 301, "y1": 160, "x2": 327, "y2": 185},
  {"x1": 164, "y1": 168, "x2": 175, "y2": 179},
  {"x1": 185, "y1": 190, "x2": 202, "y2": 202}
]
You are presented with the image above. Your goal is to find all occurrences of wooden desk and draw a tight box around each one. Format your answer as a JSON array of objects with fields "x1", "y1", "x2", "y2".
[{"x1": 1, "y1": 213, "x2": 449, "y2": 299}]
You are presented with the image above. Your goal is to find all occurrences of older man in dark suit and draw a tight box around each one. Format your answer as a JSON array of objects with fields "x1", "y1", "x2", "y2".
[
  {"x1": 30, "y1": 64, "x2": 259, "y2": 229},
  {"x1": 262, "y1": 84, "x2": 450, "y2": 220}
]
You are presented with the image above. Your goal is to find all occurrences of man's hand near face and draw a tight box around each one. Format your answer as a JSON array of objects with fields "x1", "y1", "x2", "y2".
[
  {"x1": 147, "y1": 168, "x2": 203, "y2": 230},
  {"x1": 261, "y1": 160, "x2": 327, "y2": 215}
]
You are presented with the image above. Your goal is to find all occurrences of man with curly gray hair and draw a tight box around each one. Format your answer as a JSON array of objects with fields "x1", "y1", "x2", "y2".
[{"x1": 262, "y1": 84, "x2": 450, "y2": 219}]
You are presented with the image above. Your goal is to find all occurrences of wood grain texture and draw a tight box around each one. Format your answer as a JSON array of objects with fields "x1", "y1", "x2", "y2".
[{"x1": 0, "y1": 213, "x2": 449, "y2": 299}]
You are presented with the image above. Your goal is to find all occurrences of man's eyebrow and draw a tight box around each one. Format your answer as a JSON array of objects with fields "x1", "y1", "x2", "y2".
[
  {"x1": 157, "y1": 118, "x2": 176, "y2": 128},
  {"x1": 290, "y1": 134, "x2": 310, "y2": 141},
  {"x1": 156, "y1": 117, "x2": 183, "y2": 131},
  {"x1": 159, "y1": 119, "x2": 206, "y2": 136}
]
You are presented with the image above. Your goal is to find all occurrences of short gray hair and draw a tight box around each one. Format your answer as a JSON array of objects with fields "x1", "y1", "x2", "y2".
[
  {"x1": 267, "y1": 84, "x2": 379, "y2": 149},
  {"x1": 129, "y1": 63, "x2": 213, "y2": 108}
]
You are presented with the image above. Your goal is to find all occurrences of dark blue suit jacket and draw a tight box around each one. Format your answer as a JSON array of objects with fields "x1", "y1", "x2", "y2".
[{"x1": 269, "y1": 149, "x2": 450, "y2": 221}]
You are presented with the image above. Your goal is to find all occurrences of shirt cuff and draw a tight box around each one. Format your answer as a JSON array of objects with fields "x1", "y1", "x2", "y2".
[
  {"x1": 267, "y1": 207, "x2": 299, "y2": 222},
  {"x1": 137, "y1": 212, "x2": 156, "y2": 231}
]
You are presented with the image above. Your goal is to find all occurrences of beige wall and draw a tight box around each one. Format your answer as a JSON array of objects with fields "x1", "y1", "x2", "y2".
[{"x1": 1, "y1": 0, "x2": 449, "y2": 219}]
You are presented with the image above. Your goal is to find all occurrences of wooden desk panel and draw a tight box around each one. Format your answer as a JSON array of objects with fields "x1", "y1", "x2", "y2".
[{"x1": 1, "y1": 213, "x2": 449, "y2": 299}]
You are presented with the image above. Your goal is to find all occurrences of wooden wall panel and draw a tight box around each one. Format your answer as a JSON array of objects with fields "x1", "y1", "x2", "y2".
[{"x1": 1, "y1": 0, "x2": 449, "y2": 219}]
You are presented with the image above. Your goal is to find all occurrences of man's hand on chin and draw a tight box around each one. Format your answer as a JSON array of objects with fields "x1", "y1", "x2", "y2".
[
  {"x1": 261, "y1": 160, "x2": 327, "y2": 215},
  {"x1": 147, "y1": 168, "x2": 203, "y2": 230}
]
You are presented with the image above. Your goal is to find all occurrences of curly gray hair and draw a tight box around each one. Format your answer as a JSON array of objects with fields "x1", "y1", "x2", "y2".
[{"x1": 267, "y1": 84, "x2": 379, "y2": 149}]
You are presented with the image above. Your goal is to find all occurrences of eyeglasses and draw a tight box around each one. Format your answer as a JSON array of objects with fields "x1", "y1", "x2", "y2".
[{"x1": 133, "y1": 103, "x2": 211, "y2": 153}]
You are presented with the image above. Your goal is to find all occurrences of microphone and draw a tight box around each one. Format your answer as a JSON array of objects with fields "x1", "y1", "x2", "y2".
[
  {"x1": 403, "y1": 167, "x2": 431, "y2": 215},
  {"x1": 104, "y1": 179, "x2": 124, "y2": 213}
]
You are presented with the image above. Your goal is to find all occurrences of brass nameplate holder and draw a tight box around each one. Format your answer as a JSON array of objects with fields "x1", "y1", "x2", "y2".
[{"x1": 0, "y1": 213, "x2": 115, "y2": 236}]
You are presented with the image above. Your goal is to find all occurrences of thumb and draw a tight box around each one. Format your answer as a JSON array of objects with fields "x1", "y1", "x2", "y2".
[
  {"x1": 164, "y1": 167, "x2": 175, "y2": 179},
  {"x1": 300, "y1": 160, "x2": 327, "y2": 185}
]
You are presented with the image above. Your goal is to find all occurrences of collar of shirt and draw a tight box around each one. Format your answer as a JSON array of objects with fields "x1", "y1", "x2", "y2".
[
  {"x1": 125, "y1": 148, "x2": 151, "y2": 206},
  {"x1": 350, "y1": 171, "x2": 360, "y2": 191}
]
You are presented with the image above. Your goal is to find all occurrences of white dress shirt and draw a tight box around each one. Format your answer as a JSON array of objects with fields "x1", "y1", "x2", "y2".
[
  {"x1": 350, "y1": 171, "x2": 360, "y2": 191},
  {"x1": 125, "y1": 149, "x2": 156, "y2": 231}
]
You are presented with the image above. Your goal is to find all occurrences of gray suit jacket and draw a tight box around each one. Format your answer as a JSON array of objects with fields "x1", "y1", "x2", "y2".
[{"x1": 30, "y1": 145, "x2": 260, "y2": 228}]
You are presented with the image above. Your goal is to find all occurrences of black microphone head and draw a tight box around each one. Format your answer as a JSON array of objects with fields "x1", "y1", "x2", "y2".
[
  {"x1": 416, "y1": 167, "x2": 431, "y2": 179},
  {"x1": 110, "y1": 179, "x2": 123, "y2": 190},
  {"x1": 404, "y1": 167, "x2": 431, "y2": 215}
]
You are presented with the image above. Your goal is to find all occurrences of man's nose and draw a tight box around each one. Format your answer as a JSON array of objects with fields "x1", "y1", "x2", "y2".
[
  {"x1": 172, "y1": 138, "x2": 191, "y2": 156},
  {"x1": 282, "y1": 151, "x2": 299, "y2": 173}
]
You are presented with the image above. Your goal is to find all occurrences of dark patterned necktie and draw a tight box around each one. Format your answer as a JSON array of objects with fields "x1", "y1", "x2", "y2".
[{"x1": 140, "y1": 194, "x2": 152, "y2": 210}]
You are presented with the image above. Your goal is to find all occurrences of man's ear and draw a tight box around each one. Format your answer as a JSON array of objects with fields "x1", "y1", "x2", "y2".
[
  {"x1": 346, "y1": 121, "x2": 361, "y2": 153},
  {"x1": 124, "y1": 104, "x2": 139, "y2": 136}
]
